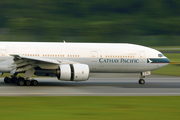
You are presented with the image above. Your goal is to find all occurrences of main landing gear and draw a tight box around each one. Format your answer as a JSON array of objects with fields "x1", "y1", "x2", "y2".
[
  {"x1": 4, "y1": 77, "x2": 38, "y2": 86},
  {"x1": 138, "y1": 72, "x2": 146, "y2": 85}
]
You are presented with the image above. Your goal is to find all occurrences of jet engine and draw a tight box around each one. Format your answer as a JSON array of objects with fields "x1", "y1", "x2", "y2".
[{"x1": 56, "y1": 64, "x2": 90, "y2": 81}]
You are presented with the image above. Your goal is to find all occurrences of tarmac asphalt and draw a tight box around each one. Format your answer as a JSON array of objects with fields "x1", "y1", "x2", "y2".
[{"x1": 0, "y1": 73, "x2": 180, "y2": 96}]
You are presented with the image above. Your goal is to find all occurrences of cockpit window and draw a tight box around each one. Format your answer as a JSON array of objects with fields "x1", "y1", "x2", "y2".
[{"x1": 158, "y1": 54, "x2": 164, "y2": 57}]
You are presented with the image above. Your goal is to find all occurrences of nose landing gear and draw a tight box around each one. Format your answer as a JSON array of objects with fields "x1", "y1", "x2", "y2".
[{"x1": 138, "y1": 71, "x2": 151, "y2": 85}]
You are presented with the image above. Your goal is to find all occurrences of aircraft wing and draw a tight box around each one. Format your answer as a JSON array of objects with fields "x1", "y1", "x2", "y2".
[
  {"x1": 10, "y1": 54, "x2": 78, "y2": 73},
  {"x1": 11, "y1": 54, "x2": 60, "y2": 65}
]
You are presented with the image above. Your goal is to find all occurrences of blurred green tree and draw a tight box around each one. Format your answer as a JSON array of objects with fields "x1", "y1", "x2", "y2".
[{"x1": 0, "y1": 0, "x2": 179, "y2": 45}]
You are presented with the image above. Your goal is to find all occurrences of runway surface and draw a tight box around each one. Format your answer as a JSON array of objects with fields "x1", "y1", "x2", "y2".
[{"x1": 0, "y1": 73, "x2": 180, "y2": 96}]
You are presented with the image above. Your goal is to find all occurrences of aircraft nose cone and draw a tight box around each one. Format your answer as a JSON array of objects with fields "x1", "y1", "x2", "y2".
[
  {"x1": 156, "y1": 58, "x2": 170, "y2": 69},
  {"x1": 165, "y1": 58, "x2": 170, "y2": 64}
]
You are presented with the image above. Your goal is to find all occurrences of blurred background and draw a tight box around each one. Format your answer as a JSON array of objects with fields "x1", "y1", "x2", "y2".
[{"x1": 0, "y1": 0, "x2": 180, "y2": 46}]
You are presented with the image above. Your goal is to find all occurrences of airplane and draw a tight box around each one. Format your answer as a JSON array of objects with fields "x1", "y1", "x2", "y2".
[{"x1": 0, "y1": 42, "x2": 170, "y2": 86}]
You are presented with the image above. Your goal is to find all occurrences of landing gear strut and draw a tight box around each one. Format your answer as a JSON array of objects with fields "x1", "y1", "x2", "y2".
[
  {"x1": 139, "y1": 72, "x2": 145, "y2": 85},
  {"x1": 4, "y1": 77, "x2": 38, "y2": 86}
]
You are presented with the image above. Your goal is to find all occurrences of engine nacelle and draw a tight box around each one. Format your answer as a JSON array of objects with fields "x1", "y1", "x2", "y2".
[{"x1": 57, "y1": 64, "x2": 90, "y2": 81}]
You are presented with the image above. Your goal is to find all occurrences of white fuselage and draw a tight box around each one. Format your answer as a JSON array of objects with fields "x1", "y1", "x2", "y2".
[{"x1": 0, "y1": 42, "x2": 170, "y2": 74}]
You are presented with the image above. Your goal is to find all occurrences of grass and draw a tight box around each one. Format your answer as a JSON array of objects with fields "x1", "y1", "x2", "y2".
[
  {"x1": 0, "y1": 96, "x2": 180, "y2": 120},
  {"x1": 152, "y1": 64, "x2": 180, "y2": 76},
  {"x1": 164, "y1": 53, "x2": 180, "y2": 62}
]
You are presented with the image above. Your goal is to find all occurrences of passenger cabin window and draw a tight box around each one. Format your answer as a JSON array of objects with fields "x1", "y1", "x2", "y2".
[{"x1": 158, "y1": 54, "x2": 163, "y2": 57}]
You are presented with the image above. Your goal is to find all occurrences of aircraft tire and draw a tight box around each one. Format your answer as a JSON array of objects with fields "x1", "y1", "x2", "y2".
[
  {"x1": 4, "y1": 77, "x2": 8, "y2": 83},
  {"x1": 18, "y1": 79, "x2": 25, "y2": 86},
  {"x1": 12, "y1": 77, "x2": 18, "y2": 83},
  {"x1": 31, "y1": 80, "x2": 38, "y2": 86},
  {"x1": 6, "y1": 77, "x2": 12, "y2": 83},
  {"x1": 139, "y1": 79, "x2": 145, "y2": 85},
  {"x1": 25, "y1": 80, "x2": 31, "y2": 86}
]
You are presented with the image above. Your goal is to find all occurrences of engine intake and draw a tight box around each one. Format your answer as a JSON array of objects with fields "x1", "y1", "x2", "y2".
[{"x1": 57, "y1": 64, "x2": 90, "y2": 81}]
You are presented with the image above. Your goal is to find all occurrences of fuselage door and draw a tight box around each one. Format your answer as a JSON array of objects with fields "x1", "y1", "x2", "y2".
[
  {"x1": 90, "y1": 51, "x2": 100, "y2": 71},
  {"x1": 139, "y1": 51, "x2": 146, "y2": 63},
  {"x1": 0, "y1": 45, "x2": 7, "y2": 61},
  {"x1": 139, "y1": 51, "x2": 146, "y2": 58},
  {"x1": 91, "y1": 51, "x2": 98, "y2": 62},
  {"x1": 1, "y1": 49, "x2": 7, "y2": 56}
]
